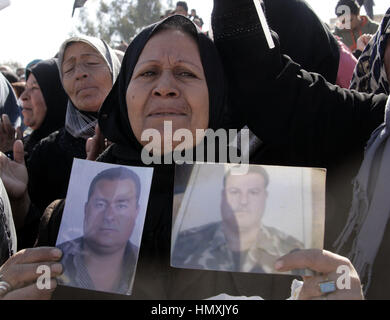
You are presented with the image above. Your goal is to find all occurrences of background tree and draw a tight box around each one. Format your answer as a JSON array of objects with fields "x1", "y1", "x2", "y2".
[{"x1": 76, "y1": 0, "x2": 163, "y2": 47}]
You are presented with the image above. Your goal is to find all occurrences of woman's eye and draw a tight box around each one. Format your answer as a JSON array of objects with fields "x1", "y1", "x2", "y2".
[
  {"x1": 178, "y1": 71, "x2": 196, "y2": 78},
  {"x1": 64, "y1": 67, "x2": 74, "y2": 74},
  {"x1": 141, "y1": 71, "x2": 156, "y2": 77}
]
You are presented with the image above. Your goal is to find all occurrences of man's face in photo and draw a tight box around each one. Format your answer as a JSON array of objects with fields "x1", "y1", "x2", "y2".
[
  {"x1": 222, "y1": 173, "x2": 268, "y2": 232},
  {"x1": 84, "y1": 178, "x2": 139, "y2": 254}
]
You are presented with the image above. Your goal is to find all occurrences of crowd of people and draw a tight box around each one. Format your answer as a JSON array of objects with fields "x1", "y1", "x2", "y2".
[
  {"x1": 160, "y1": 1, "x2": 205, "y2": 30},
  {"x1": 0, "y1": 0, "x2": 389, "y2": 300}
]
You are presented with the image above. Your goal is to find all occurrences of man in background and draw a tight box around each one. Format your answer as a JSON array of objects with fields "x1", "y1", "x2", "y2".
[
  {"x1": 334, "y1": 0, "x2": 379, "y2": 53},
  {"x1": 175, "y1": 1, "x2": 188, "y2": 17}
]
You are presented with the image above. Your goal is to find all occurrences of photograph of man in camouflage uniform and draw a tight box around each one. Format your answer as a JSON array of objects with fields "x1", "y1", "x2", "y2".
[{"x1": 172, "y1": 166, "x2": 303, "y2": 274}]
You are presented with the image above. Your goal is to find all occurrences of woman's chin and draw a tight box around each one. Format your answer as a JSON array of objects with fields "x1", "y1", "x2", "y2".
[{"x1": 73, "y1": 99, "x2": 102, "y2": 113}]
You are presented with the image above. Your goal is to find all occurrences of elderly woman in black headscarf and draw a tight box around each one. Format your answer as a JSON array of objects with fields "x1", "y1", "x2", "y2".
[
  {"x1": 31, "y1": 12, "x2": 367, "y2": 300},
  {"x1": 19, "y1": 59, "x2": 68, "y2": 157},
  {"x1": 38, "y1": 15, "x2": 234, "y2": 300}
]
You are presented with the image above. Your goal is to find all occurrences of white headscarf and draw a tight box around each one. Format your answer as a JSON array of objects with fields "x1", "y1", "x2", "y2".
[{"x1": 57, "y1": 35, "x2": 121, "y2": 140}]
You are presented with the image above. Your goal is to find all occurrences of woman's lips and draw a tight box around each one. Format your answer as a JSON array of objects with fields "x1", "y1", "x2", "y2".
[
  {"x1": 76, "y1": 87, "x2": 96, "y2": 95},
  {"x1": 147, "y1": 108, "x2": 187, "y2": 118}
]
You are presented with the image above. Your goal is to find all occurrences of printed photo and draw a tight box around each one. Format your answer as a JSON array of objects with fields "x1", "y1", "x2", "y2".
[
  {"x1": 56, "y1": 159, "x2": 153, "y2": 295},
  {"x1": 171, "y1": 163, "x2": 325, "y2": 275}
]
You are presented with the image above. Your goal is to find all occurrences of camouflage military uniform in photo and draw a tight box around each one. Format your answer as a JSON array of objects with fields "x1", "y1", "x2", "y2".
[
  {"x1": 172, "y1": 222, "x2": 303, "y2": 274},
  {"x1": 57, "y1": 237, "x2": 138, "y2": 295}
]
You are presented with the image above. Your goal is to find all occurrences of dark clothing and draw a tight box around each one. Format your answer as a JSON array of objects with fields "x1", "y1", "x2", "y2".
[
  {"x1": 57, "y1": 237, "x2": 138, "y2": 295},
  {"x1": 16, "y1": 59, "x2": 68, "y2": 245},
  {"x1": 264, "y1": 0, "x2": 340, "y2": 83},
  {"x1": 36, "y1": 2, "x2": 389, "y2": 300},
  {"x1": 27, "y1": 128, "x2": 86, "y2": 213},
  {"x1": 18, "y1": 128, "x2": 86, "y2": 250},
  {"x1": 36, "y1": 15, "x2": 295, "y2": 300},
  {"x1": 212, "y1": 0, "x2": 388, "y2": 298}
]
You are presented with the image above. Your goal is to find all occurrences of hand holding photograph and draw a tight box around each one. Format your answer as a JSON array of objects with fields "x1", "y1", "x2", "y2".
[
  {"x1": 56, "y1": 159, "x2": 153, "y2": 295},
  {"x1": 171, "y1": 163, "x2": 326, "y2": 276}
]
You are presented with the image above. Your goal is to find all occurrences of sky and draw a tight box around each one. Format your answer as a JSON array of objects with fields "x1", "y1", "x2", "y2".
[{"x1": 0, "y1": 0, "x2": 389, "y2": 67}]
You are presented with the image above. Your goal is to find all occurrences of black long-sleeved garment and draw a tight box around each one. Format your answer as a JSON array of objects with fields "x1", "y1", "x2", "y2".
[
  {"x1": 212, "y1": 0, "x2": 389, "y2": 299},
  {"x1": 264, "y1": 0, "x2": 340, "y2": 84},
  {"x1": 17, "y1": 128, "x2": 86, "y2": 250}
]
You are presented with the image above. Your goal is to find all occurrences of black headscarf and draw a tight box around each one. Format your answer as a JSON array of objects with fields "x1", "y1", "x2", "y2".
[
  {"x1": 24, "y1": 58, "x2": 68, "y2": 153},
  {"x1": 94, "y1": 16, "x2": 230, "y2": 299},
  {"x1": 99, "y1": 15, "x2": 227, "y2": 158}
]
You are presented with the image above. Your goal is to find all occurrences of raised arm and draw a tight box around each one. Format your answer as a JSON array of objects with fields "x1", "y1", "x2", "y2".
[{"x1": 212, "y1": 0, "x2": 387, "y2": 168}]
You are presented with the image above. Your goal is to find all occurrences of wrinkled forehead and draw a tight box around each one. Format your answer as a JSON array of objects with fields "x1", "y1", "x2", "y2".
[
  {"x1": 63, "y1": 41, "x2": 103, "y2": 62},
  {"x1": 137, "y1": 29, "x2": 201, "y2": 65},
  {"x1": 26, "y1": 72, "x2": 38, "y2": 85}
]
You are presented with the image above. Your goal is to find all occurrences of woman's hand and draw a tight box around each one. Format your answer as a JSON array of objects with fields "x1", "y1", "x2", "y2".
[
  {"x1": 0, "y1": 114, "x2": 22, "y2": 153},
  {"x1": 86, "y1": 124, "x2": 110, "y2": 161},
  {"x1": 0, "y1": 247, "x2": 63, "y2": 300},
  {"x1": 0, "y1": 139, "x2": 30, "y2": 228},
  {"x1": 0, "y1": 139, "x2": 28, "y2": 199},
  {"x1": 275, "y1": 249, "x2": 363, "y2": 300}
]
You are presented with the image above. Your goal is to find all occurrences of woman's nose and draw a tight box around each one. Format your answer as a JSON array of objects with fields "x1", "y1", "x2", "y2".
[
  {"x1": 74, "y1": 63, "x2": 89, "y2": 81},
  {"x1": 152, "y1": 71, "x2": 180, "y2": 97},
  {"x1": 20, "y1": 89, "x2": 29, "y2": 102}
]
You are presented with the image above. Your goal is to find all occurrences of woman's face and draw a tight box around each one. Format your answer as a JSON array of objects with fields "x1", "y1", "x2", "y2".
[
  {"x1": 61, "y1": 42, "x2": 112, "y2": 112},
  {"x1": 126, "y1": 29, "x2": 209, "y2": 153},
  {"x1": 20, "y1": 73, "x2": 47, "y2": 130},
  {"x1": 385, "y1": 38, "x2": 390, "y2": 84}
]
